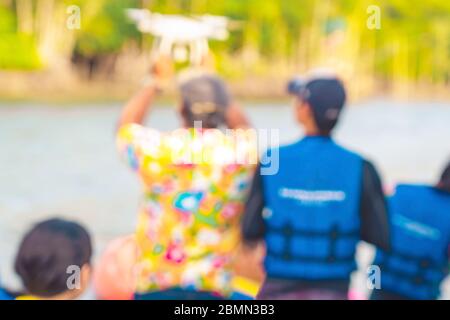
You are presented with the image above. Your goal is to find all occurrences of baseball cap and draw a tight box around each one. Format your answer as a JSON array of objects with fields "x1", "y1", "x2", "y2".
[
  {"x1": 288, "y1": 72, "x2": 347, "y2": 133},
  {"x1": 179, "y1": 72, "x2": 231, "y2": 128}
]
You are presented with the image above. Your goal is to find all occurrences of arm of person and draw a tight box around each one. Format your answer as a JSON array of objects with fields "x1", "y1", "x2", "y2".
[
  {"x1": 117, "y1": 56, "x2": 174, "y2": 130},
  {"x1": 116, "y1": 57, "x2": 173, "y2": 172},
  {"x1": 359, "y1": 160, "x2": 391, "y2": 252},
  {"x1": 226, "y1": 104, "x2": 252, "y2": 129},
  {"x1": 242, "y1": 164, "x2": 266, "y2": 247},
  {"x1": 117, "y1": 84, "x2": 158, "y2": 129},
  {"x1": 116, "y1": 84, "x2": 158, "y2": 173}
]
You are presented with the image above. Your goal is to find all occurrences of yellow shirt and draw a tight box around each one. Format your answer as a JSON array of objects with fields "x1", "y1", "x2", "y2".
[
  {"x1": 16, "y1": 295, "x2": 40, "y2": 300},
  {"x1": 117, "y1": 124, "x2": 257, "y2": 296}
]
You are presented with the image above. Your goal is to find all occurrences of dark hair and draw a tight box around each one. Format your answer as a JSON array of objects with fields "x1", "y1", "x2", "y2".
[
  {"x1": 436, "y1": 161, "x2": 450, "y2": 193},
  {"x1": 15, "y1": 218, "x2": 92, "y2": 297},
  {"x1": 289, "y1": 77, "x2": 346, "y2": 136},
  {"x1": 181, "y1": 101, "x2": 226, "y2": 129},
  {"x1": 314, "y1": 117, "x2": 339, "y2": 136},
  {"x1": 179, "y1": 75, "x2": 230, "y2": 129},
  {"x1": 314, "y1": 123, "x2": 334, "y2": 137}
]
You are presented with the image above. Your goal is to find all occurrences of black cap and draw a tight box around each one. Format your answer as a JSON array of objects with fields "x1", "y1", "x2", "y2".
[
  {"x1": 288, "y1": 75, "x2": 347, "y2": 133},
  {"x1": 179, "y1": 73, "x2": 231, "y2": 128}
]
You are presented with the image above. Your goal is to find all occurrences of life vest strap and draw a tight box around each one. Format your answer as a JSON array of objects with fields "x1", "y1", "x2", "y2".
[
  {"x1": 267, "y1": 248, "x2": 355, "y2": 264},
  {"x1": 267, "y1": 224, "x2": 359, "y2": 263},
  {"x1": 383, "y1": 251, "x2": 446, "y2": 272},
  {"x1": 378, "y1": 250, "x2": 445, "y2": 297},
  {"x1": 267, "y1": 224, "x2": 359, "y2": 238}
]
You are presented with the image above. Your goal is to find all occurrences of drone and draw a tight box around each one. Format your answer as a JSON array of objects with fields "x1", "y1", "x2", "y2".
[{"x1": 127, "y1": 9, "x2": 234, "y2": 66}]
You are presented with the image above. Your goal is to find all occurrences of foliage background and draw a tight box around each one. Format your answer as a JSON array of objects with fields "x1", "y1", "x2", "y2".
[{"x1": 0, "y1": 0, "x2": 449, "y2": 100}]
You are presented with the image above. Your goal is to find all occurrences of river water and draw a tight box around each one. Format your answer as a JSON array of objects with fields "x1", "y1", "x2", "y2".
[{"x1": 0, "y1": 99, "x2": 449, "y2": 298}]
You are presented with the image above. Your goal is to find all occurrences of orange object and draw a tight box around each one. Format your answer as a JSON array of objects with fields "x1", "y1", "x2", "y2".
[
  {"x1": 93, "y1": 235, "x2": 140, "y2": 300},
  {"x1": 348, "y1": 289, "x2": 367, "y2": 300}
]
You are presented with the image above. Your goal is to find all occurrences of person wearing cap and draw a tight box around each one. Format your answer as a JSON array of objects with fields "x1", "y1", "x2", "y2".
[
  {"x1": 370, "y1": 161, "x2": 450, "y2": 300},
  {"x1": 242, "y1": 73, "x2": 391, "y2": 300},
  {"x1": 116, "y1": 57, "x2": 257, "y2": 300}
]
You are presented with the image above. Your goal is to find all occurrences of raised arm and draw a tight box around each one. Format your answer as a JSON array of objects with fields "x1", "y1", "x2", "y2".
[
  {"x1": 226, "y1": 104, "x2": 252, "y2": 129},
  {"x1": 117, "y1": 56, "x2": 173, "y2": 130},
  {"x1": 117, "y1": 84, "x2": 157, "y2": 129}
]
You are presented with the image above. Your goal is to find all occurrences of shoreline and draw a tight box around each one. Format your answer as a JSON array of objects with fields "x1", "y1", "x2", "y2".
[
  {"x1": 1, "y1": 72, "x2": 449, "y2": 105},
  {"x1": 1, "y1": 94, "x2": 450, "y2": 108}
]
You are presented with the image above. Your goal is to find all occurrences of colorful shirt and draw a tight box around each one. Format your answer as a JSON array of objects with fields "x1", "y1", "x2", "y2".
[{"x1": 117, "y1": 124, "x2": 257, "y2": 296}]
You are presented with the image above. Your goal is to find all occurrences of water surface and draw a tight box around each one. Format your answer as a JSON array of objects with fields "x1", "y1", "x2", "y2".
[{"x1": 1, "y1": 99, "x2": 449, "y2": 298}]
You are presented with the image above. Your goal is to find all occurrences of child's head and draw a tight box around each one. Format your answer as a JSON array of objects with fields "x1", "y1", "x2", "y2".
[{"x1": 15, "y1": 218, "x2": 92, "y2": 300}]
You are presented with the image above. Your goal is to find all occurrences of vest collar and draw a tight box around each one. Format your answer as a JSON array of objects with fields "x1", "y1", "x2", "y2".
[{"x1": 301, "y1": 135, "x2": 333, "y2": 143}]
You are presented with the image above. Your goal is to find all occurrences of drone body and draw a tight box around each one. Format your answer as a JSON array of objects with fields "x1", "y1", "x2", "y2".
[{"x1": 127, "y1": 9, "x2": 230, "y2": 65}]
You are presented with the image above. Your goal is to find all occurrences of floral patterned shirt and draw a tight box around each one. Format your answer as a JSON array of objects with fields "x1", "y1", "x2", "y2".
[{"x1": 117, "y1": 124, "x2": 257, "y2": 296}]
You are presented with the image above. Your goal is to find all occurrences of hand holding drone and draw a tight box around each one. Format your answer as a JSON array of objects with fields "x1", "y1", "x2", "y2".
[{"x1": 141, "y1": 54, "x2": 174, "y2": 90}]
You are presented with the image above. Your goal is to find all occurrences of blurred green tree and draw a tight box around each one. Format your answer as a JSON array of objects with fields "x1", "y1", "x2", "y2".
[{"x1": 0, "y1": 0, "x2": 448, "y2": 95}]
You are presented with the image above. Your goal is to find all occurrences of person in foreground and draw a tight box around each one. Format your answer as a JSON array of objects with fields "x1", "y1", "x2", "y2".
[
  {"x1": 116, "y1": 58, "x2": 257, "y2": 300},
  {"x1": 242, "y1": 72, "x2": 391, "y2": 300},
  {"x1": 14, "y1": 218, "x2": 92, "y2": 300},
  {"x1": 93, "y1": 235, "x2": 263, "y2": 300},
  {"x1": 370, "y1": 161, "x2": 450, "y2": 300}
]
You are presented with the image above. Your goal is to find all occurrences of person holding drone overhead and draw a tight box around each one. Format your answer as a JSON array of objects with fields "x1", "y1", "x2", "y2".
[
  {"x1": 370, "y1": 161, "x2": 450, "y2": 300},
  {"x1": 116, "y1": 55, "x2": 258, "y2": 300},
  {"x1": 242, "y1": 72, "x2": 391, "y2": 300}
]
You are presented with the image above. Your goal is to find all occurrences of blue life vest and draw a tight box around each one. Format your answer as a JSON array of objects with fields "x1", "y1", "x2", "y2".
[
  {"x1": 373, "y1": 185, "x2": 450, "y2": 300},
  {"x1": 262, "y1": 137, "x2": 363, "y2": 280}
]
